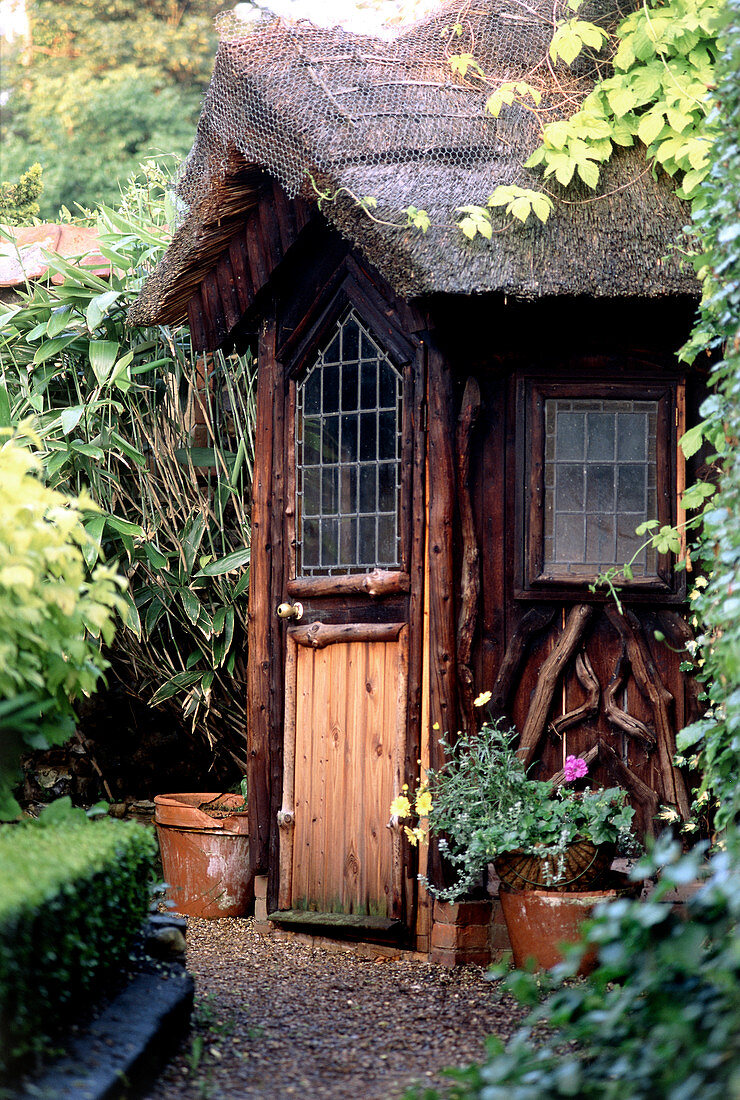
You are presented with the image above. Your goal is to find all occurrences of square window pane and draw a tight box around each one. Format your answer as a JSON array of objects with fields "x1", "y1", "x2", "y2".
[
  {"x1": 377, "y1": 515, "x2": 396, "y2": 564},
  {"x1": 586, "y1": 515, "x2": 615, "y2": 563},
  {"x1": 586, "y1": 412, "x2": 615, "y2": 460},
  {"x1": 322, "y1": 415, "x2": 339, "y2": 463},
  {"x1": 303, "y1": 518, "x2": 320, "y2": 568},
  {"x1": 339, "y1": 466, "x2": 357, "y2": 514},
  {"x1": 556, "y1": 411, "x2": 585, "y2": 460},
  {"x1": 341, "y1": 364, "x2": 358, "y2": 411},
  {"x1": 586, "y1": 465, "x2": 615, "y2": 511},
  {"x1": 321, "y1": 465, "x2": 337, "y2": 513},
  {"x1": 617, "y1": 412, "x2": 648, "y2": 460},
  {"x1": 340, "y1": 415, "x2": 358, "y2": 462},
  {"x1": 320, "y1": 518, "x2": 339, "y2": 568},
  {"x1": 378, "y1": 462, "x2": 396, "y2": 512},
  {"x1": 359, "y1": 412, "x2": 377, "y2": 461},
  {"x1": 378, "y1": 363, "x2": 397, "y2": 408},
  {"x1": 359, "y1": 465, "x2": 376, "y2": 512},
  {"x1": 303, "y1": 466, "x2": 320, "y2": 517},
  {"x1": 323, "y1": 363, "x2": 339, "y2": 415},
  {"x1": 554, "y1": 514, "x2": 585, "y2": 563},
  {"x1": 360, "y1": 365, "x2": 377, "y2": 409},
  {"x1": 358, "y1": 515, "x2": 376, "y2": 563},
  {"x1": 378, "y1": 410, "x2": 396, "y2": 460},
  {"x1": 301, "y1": 418, "x2": 321, "y2": 465},
  {"x1": 555, "y1": 464, "x2": 584, "y2": 511},
  {"x1": 618, "y1": 465, "x2": 646, "y2": 512},
  {"x1": 339, "y1": 516, "x2": 357, "y2": 564}
]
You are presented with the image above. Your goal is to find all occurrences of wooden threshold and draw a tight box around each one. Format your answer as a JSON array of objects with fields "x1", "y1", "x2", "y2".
[{"x1": 267, "y1": 910, "x2": 408, "y2": 943}]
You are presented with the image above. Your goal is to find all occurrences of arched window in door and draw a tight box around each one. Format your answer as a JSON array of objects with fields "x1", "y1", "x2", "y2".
[{"x1": 295, "y1": 308, "x2": 403, "y2": 576}]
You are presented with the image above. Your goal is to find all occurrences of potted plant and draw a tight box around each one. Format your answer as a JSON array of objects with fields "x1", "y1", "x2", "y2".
[
  {"x1": 393, "y1": 703, "x2": 641, "y2": 970},
  {"x1": 154, "y1": 781, "x2": 252, "y2": 919}
]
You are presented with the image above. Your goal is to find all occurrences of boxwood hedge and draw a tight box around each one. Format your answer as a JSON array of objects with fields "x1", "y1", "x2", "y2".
[{"x1": 0, "y1": 817, "x2": 157, "y2": 1076}]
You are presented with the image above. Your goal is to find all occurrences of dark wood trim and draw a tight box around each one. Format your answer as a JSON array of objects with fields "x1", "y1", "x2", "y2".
[
  {"x1": 267, "y1": 307, "x2": 287, "y2": 915},
  {"x1": 426, "y1": 338, "x2": 459, "y2": 888},
  {"x1": 289, "y1": 621, "x2": 405, "y2": 649},
  {"x1": 549, "y1": 650, "x2": 600, "y2": 736},
  {"x1": 287, "y1": 570, "x2": 410, "y2": 598},
  {"x1": 456, "y1": 377, "x2": 482, "y2": 734},
  {"x1": 246, "y1": 311, "x2": 278, "y2": 875},
  {"x1": 187, "y1": 294, "x2": 209, "y2": 353},
  {"x1": 604, "y1": 653, "x2": 657, "y2": 748},
  {"x1": 279, "y1": 267, "x2": 417, "y2": 372},
  {"x1": 229, "y1": 235, "x2": 255, "y2": 313}
]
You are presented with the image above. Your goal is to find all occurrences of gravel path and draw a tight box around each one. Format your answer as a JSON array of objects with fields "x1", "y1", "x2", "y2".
[{"x1": 146, "y1": 917, "x2": 527, "y2": 1100}]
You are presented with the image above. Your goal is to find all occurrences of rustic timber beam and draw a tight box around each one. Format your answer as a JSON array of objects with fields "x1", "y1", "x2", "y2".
[
  {"x1": 290, "y1": 621, "x2": 405, "y2": 649},
  {"x1": 605, "y1": 607, "x2": 691, "y2": 818},
  {"x1": 604, "y1": 652, "x2": 657, "y2": 749},
  {"x1": 286, "y1": 569, "x2": 410, "y2": 599},
  {"x1": 490, "y1": 606, "x2": 557, "y2": 717},
  {"x1": 518, "y1": 603, "x2": 596, "y2": 767},
  {"x1": 455, "y1": 377, "x2": 482, "y2": 735},
  {"x1": 550, "y1": 650, "x2": 600, "y2": 737}
]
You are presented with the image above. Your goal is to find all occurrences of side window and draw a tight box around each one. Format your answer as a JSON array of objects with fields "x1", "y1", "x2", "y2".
[
  {"x1": 295, "y1": 308, "x2": 403, "y2": 576},
  {"x1": 521, "y1": 380, "x2": 680, "y2": 594}
]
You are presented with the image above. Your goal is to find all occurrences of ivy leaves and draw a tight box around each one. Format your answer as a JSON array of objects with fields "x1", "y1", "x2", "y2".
[{"x1": 528, "y1": 0, "x2": 721, "y2": 200}]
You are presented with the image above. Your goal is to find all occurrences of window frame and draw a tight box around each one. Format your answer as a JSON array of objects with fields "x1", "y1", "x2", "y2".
[{"x1": 516, "y1": 376, "x2": 683, "y2": 599}]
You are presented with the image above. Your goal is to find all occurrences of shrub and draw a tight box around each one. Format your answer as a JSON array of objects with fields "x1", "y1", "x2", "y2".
[
  {"x1": 0, "y1": 439, "x2": 126, "y2": 818},
  {"x1": 0, "y1": 812, "x2": 157, "y2": 1077},
  {"x1": 405, "y1": 836, "x2": 740, "y2": 1100}
]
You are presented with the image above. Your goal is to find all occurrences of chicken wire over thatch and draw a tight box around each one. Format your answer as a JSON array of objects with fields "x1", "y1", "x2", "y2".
[{"x1": 129, "y1": 0, "x2": 697, "y2": 329}]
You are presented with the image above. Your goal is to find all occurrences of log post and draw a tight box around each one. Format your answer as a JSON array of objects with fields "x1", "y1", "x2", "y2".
[{"x1": 455, "y1": 377, "x2": 482, "y2": 735}]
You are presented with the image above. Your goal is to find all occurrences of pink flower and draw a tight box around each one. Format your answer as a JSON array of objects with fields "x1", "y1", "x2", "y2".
[{"x1": 563, "y1": 755, "x2": 589, "y2": 782}]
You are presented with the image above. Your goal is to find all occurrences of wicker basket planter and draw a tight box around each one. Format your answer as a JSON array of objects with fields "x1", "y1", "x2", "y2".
[{"x1": 494, "y1": 840, "x2": 615, "y2": 893}]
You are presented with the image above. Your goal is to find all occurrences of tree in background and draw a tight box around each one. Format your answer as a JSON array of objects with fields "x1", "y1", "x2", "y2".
[{"x1": 0, "y1": 0, "x2": 222, "y2": 218}]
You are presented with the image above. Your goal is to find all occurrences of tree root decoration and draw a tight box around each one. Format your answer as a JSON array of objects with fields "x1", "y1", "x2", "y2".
[
  {"x1": 518, "y1": 603, "x2": 596, "y2": 768},
  {"x1": 549, "y1": 650, "x2": 600, "y2": 738},
  {"x1": 604, "y1": 607, "x2": 691, "y2": 819},
  {"x1": 490, "y1": 605, "x2": 557, "y2": 718},
  {"x1": 604, "y1": 652, "x2": 657, "y2": 750}
]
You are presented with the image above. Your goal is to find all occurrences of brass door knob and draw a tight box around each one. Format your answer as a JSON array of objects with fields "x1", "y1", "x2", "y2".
[{"x1": 276, "y1": 601, "x2": 304, "y2": 621}]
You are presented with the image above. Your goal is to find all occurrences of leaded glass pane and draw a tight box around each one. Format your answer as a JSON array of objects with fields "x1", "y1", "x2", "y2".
[
  {"x1": 544, "y1": 398, "x2": 658, "y2": 576},
  {"x1": 296, "y1": 308, "x2": 402, "y2": 575}
]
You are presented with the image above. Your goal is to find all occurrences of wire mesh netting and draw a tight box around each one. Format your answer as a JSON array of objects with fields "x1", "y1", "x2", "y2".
[{"x1": 176, "y1": 0, "x2": 620, "y2": 219}]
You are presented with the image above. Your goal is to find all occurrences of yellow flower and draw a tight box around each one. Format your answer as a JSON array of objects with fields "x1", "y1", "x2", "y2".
[
  {"x1": 404, "y1": 826, "x2": 426, "y2": 847},
  {"x1": 473, "y1": 690, "x2": 492, "y2": 707},
  {"x1": 390, "y1": 795, "x2": 411, "y2": 818},
  {"x1": 432, "y1": 722, "x2": 440, "y2": 731},
  {"x1": 415, "y1": 788, "x2": 433, "y2": 816}
]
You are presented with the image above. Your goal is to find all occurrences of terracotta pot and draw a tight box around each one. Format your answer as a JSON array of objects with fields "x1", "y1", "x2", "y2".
[
  {"x1": 154, "y1": 793, "x2": 252, "y2": 919},
  {"x1": 499, "y1": 874, "x2": 639, "y2": 975}
]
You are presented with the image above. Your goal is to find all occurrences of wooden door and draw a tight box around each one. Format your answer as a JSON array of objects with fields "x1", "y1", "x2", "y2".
[{"x1": 273, "y1": 300, "x2": 422, "y2": 933}]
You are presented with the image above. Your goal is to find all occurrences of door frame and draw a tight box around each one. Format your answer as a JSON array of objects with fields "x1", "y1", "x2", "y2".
[{"x1": 247, "y1": 253, "x2": 428, "y2": 925}]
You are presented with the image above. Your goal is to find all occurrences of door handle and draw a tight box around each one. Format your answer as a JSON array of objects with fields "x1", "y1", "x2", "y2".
[{"x1": 276, "y1": 601, "x2": 304, "y2": 622}]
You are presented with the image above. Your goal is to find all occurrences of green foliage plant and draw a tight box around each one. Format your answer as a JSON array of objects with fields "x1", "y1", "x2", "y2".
[
  {"x1": 0, "y1": 438, "x2": 126, "y2": 819},
  {"x1": 0, "y1": 164, "x2": 43, "y2": 227},
  {"x1": 0, "y1": 166, "x2": 256, "y2": 773},
  {"x1": 393, "y1": 709, "x2": 636, "y2": 901},
  {"x1": 404, "y1": 835, "x2": 740, "y2": 1100},
  {"x1": 0, "y1": 813, "x2": 157, "y2": 1077}
]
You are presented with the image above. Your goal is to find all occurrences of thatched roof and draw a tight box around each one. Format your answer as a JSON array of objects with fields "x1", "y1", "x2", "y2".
[{"x1": 129, "y1": 0, "x2": 697, "y2": 329}]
